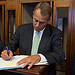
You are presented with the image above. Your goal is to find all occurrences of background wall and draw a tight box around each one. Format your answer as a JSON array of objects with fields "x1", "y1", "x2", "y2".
[
  {"x1": 23, "y1": 4, "x2": 33, "y2": 24},
  {"x1": 0, "y1": 6, "x2": 2, "y2": 37}
]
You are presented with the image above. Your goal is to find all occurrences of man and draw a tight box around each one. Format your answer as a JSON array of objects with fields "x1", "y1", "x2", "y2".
[
  {"x1": 1, "y1": 2, "x2": 65, "y2": 75},
  {"x1": 0, "y1": 36, "x2": 5, "y2": 54}
]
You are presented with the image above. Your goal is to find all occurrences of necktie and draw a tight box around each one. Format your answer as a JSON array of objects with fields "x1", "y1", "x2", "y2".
[{"x1": 31, "y1": 32, "x2": 40, "y2": 55}]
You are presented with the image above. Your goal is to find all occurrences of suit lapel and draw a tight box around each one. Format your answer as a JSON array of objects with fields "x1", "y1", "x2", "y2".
[
  {"x1": 25, "y1": 24, "x2": 34, "y2": 54},
  {"x1": 38, "y1": 25, "x2": 51, "y2": 53}
]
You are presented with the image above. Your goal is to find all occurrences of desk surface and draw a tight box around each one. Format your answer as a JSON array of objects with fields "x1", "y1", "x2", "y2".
[{"x1": 3, "y1": 65, "x2": 48, "y2": 75}]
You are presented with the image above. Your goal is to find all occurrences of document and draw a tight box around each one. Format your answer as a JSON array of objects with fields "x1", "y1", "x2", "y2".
[{"x1": 0, "y1": 55, "x2": 48, "y2": 70}]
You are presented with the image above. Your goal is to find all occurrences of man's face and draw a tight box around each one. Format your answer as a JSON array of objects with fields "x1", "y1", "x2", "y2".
[{"x1": 33, "y1": 8, "x2": 49, "y2": 31}]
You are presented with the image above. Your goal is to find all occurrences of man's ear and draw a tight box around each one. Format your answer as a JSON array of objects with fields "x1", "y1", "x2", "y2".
[{"x1": 33, "y1": 11, "x2": 34, "y2": 15}]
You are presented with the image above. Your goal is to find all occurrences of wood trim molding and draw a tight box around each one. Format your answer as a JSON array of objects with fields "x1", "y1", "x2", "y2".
[
  {"x1": 66, "y1": 0, "x2": 75, "y2": 75},
  {"x1": 2, "y1": 5, "x2": 5, "y2": 43}
]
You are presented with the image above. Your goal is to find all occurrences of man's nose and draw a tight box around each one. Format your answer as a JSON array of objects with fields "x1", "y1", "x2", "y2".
[{"x1": 36, "y1": 22, "x2": 40, "y2": 27}]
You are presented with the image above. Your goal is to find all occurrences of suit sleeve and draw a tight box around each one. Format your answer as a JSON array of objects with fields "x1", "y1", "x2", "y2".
[
  {"x1": 3, "y1": 26, "x2": 20, "y2": 53},
  {"x1": 43, "y1": 31, "x2": 65, "y2": 64},
  {"x1": 0, "y1": 37, "x2": 5, "y2": 53}
]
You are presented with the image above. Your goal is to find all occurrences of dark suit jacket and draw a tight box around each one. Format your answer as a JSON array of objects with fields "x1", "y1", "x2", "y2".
[
  {"x1": 4, "y1": 23, "x2": 65, "y2": 75},
  {"x1": 72, "y1": 53, "x2": 75, "y2": 75},
  {"x1": 0, "y1": 36, "x2": 5, "y2": 53}
]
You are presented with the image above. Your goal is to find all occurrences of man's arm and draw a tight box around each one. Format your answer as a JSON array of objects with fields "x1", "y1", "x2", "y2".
[
  {"x1": 43, "y1": 31, "x2": 65, "y2": 64},
  {"x1": 0, "y1": 37, "x2": 5, "y2": 53},
  {"x1": 1, "y1": 26, "x2": 20, "y2": 60},
  {"x1": 3, "y1": 26, "x2": 20, "y2": 52}
]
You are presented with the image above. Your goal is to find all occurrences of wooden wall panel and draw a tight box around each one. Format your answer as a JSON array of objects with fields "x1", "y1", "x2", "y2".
[
  {"x1": 2, "y1": 5, "x2": 5, "y2": 43},
  {"x1": 4, "y1": 0, "x2": 21, "y2": 44},
  {"x1": 66, "y1": 0, "x2": 75, "y2": 75}
]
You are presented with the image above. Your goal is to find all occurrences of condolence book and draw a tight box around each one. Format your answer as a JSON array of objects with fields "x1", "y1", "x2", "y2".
[{"x1": 0, "y1": 55, "x2": 48, "y2": 70}]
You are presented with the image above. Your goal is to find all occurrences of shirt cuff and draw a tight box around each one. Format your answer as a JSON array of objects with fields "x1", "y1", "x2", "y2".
[{"x1": 38, "y1": 54, "x2": 48, "y2": 62}]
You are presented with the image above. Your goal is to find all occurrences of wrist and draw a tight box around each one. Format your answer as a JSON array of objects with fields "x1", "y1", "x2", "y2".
[{"x1": 37, "y1": 54, "x2": 41, "y2": 62}]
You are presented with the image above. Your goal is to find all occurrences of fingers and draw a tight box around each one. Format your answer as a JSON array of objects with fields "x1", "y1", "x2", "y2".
[
  {"x1": 17, "y1": 55, "x2": 41, "y2": 69},
  {"x1": 1, "y1": 50, "x2": 13, "y2": 60},
  {"x1": 1, "y1": 50, "x2": 9, "y2": 60},
  {"x1": 28, "y1": 62, "x2": 34, "y2": 69},
  {"x1": 17, "y1": 60, "x2": 34, "y2": 69},
  {"x1": 22, "y1": 61, "x2": 31, "y2": 68},
  {"x1": 17, "y1": 59, "x2": 25, "y2": 65},
  {"x1": 17, "y1": 59, "x2": 31, "y2": 68},
  {"x1": 9, "y1": 51, "x2": 13, "y2": 58}
]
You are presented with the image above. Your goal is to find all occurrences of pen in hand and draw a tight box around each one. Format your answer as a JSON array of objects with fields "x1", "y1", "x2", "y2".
[{"x1": 6, "y1": 46, "x2": 10, "y2": 56}]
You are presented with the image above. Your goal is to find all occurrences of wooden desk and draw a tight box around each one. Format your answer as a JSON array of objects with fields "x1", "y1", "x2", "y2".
[{"x1": 0, "y1": 65, "x2": 48, "y2": 75}]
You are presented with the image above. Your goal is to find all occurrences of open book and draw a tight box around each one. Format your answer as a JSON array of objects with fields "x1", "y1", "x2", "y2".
[{"x1": 0, "y1": 55, "x2": 48, "y2": 70}]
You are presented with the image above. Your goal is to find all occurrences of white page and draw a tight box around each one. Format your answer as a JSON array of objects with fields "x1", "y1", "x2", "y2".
[
  {"x1": 0, "y1": 55, "x2": 27, "y2": 69},
  {"x1": 0, "y1": 55, "x2": 48, "y2": 70}
]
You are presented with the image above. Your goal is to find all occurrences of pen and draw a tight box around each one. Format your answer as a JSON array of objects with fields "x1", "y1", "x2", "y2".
[{"x1": 6, "y1": 47, "x2": 10, "y2": 56}]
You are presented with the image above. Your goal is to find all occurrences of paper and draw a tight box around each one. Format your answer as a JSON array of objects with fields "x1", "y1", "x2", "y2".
[
  {"x1": 0, "y1": 55, "x2": 48, "y2": 70},
  {"x1": 0, "y1": 55, "x2": 27, "y2": 70}
]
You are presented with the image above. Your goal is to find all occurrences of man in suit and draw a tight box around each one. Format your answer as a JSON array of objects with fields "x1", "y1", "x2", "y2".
[
  {"x1": 1, "y1": 2, "x2": 65, "y2": 75},
  {"x1": 0, "y1": 36, "x2": 5, "y2": 54}
]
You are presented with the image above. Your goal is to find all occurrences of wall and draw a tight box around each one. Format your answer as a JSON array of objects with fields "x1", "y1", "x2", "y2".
[
  {"x1": 67, "y1": 0, "x2": 75, "y2": 75},
  {"x1": 0, "y1": 6, "x2": 2, "y2": 37},
  {"x1": 23, "y1": 4, "x2": 33, "y2": 24}
]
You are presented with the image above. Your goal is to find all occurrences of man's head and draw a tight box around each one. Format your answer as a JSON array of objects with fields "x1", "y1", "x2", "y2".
[{"x1": 33, "y1": 2, "x2": 52, "y2": 31}]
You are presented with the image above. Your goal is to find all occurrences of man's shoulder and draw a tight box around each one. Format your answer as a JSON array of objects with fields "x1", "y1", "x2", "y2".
[
  {"x1": 15, "y1": 23, "x2": 33, "y2": 32},
  {"x1": 18, "y1": 23, "x2": 33, "y2": 29},
  {"x1": 47, "y1": 24, "x2": 62, "y2": 34}
]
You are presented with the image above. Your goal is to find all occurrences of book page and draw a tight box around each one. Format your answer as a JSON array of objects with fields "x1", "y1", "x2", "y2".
[{"x1": 0, "y1": 55, "x2": 48, "y2": 70}]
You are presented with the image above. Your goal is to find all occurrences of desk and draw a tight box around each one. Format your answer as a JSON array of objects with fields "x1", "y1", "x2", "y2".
[{"x1": 0, "y1": 65, "x2": 48, "y2": 75}]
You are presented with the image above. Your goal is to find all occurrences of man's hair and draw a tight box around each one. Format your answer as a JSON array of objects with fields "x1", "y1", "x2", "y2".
[{"x1": 34, "y1": 2, "x2": 52, "y2": 20}]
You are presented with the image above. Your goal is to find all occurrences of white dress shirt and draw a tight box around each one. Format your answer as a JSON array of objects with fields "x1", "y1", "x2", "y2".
[{"x1": 32, "y1": 29, "x2": 47, "y2": 62}]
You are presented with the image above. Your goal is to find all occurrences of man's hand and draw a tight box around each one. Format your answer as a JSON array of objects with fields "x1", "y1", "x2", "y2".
[
  {"x1": 17, "y1": 54, "x2": 41, "y2": 69},
  {"x1": 1, "y1": 50, "x2": 13, "y2": 60}
]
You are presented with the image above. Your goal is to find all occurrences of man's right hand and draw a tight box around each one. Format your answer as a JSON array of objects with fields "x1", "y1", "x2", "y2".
[{"x1": 1, "y1": 50, "x2": 13, "y2": 60}]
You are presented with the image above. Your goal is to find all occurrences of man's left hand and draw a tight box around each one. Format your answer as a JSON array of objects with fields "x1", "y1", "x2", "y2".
[{"x1": 17, "y1": 54, "x2": 41, "y2": 69}]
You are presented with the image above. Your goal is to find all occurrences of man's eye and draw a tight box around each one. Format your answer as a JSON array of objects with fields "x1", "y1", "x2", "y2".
[
  {"x1": 35, "y1": 19, "x2": 38, "y2": 22},
  {"x1": 40, "y1": 22, "x2": 45, "y2": 24}
]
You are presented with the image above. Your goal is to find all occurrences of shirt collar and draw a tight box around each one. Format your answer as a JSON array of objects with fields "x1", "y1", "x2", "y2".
[{"x1": 34, "y1": 28, "x2": 45, "y2": 35}]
